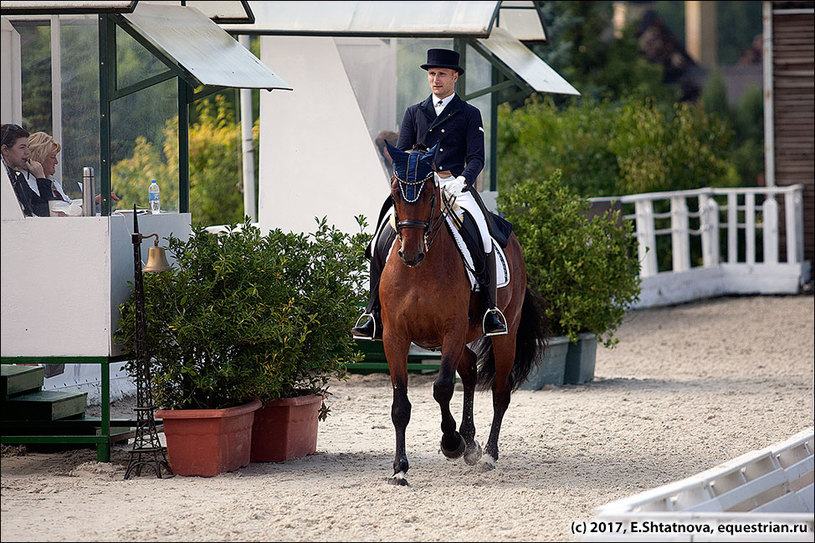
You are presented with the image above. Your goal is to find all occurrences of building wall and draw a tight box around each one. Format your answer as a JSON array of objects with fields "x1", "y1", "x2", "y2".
[
  {"x1": 257, "y1": 36, "x2": 387, "y2": 236},
  {"x1": 772, "y1": 2, "x2": 815, "y2": 265}
]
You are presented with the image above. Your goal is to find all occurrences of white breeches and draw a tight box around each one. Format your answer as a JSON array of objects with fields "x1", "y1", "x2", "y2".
[{"x1": 437, "y1": 175, "x2": 493, "y2": 252}]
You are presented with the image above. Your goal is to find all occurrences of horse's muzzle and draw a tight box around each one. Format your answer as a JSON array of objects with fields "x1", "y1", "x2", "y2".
[{"x1": 398, "y1": 250, "x2": 425, "y2": 267}]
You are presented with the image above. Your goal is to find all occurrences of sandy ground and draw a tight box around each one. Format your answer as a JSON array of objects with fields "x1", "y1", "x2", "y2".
[{"x1": 1, "y1": 294, "x2": 813, "y2": 542}]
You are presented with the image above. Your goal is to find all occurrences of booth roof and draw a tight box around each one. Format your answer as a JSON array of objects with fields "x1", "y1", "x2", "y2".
[
  {"x1": 121, "y1": 3, "x2": 290, "y2": 91},
  {"x1": 221, "y1": 1, "x2": 547, "y2": 42}
]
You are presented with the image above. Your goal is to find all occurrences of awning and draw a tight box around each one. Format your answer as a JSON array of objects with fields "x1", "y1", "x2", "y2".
[
  {"x1": 222, "y1": 1, "x2": 501, "y2": 37},
  {"x1": 139, "y1": 0, "x2": 255, "y2": 24},
  {"x1": 121, "y1": 3, "x2": 290, "y2": 90},
  {"x1": 476, "y1": 27, "x2": 579, "y2": 96},
  {"x1": 495, "y1": 1, "x2": 547, "y2": 42},
  {"x1": 0, "y1": 1, "x2": 138, "y2": 14}
]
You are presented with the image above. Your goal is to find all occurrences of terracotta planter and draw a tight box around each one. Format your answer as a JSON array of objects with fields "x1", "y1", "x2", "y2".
[
  {"x1": 156, "y1": 399, "x2": 261, "y2": 477},
  {"x1": 251, "y1": 394, "x2": 322, "y2": 463}
]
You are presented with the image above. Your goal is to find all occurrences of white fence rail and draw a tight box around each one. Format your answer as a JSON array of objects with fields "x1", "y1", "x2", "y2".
[
  {"x1": 584, "y1": 428, "x2": 814, "y2": 542},
  {"x1": 591, "y1": 185, "x2": 810, "y2": 308}
]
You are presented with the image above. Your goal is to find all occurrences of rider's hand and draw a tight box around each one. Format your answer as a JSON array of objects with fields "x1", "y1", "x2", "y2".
[{"x1": 443, "y1": 176, "x2": 468, "y2": 196}]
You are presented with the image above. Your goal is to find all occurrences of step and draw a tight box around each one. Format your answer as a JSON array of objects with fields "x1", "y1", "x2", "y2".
[
  {"x1": 1, "y1": 417, "x2": 140, "y2": 445},
  {"x1": 1, "y1": 365, "x2": 45, "y2": 399},
  {"x1": 2, "y1": 390, "x2": 88, "y2": 421}
]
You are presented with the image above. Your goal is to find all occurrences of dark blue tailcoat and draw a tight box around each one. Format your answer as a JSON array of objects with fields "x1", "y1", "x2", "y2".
[{"x1": 396, "y1": 94, "x2": 485, "y2": 186}]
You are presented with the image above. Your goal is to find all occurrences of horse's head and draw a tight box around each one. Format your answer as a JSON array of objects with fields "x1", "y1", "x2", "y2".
[{"x1": 387, "y1": 141, "x2": 439, "y2": 267}]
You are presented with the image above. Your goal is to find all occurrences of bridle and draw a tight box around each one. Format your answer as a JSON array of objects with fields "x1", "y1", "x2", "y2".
[{"x1": 393, "y1": 171, "x2": 456, "y2": 254}]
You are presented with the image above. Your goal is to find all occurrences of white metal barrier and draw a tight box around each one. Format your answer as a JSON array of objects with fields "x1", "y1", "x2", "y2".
[
  {"x1": 591, "y1": 185, "x2": 810, "y2": 308},
  {"x1": 583, "y1": 428, "x2": 814, "y2": 541}
]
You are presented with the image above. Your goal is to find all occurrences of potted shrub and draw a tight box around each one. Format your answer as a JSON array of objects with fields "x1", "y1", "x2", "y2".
[
  {"x1": 498, "y1": 170, "x2": 641, "y2": 387},
  {"x1": 116, "y1": 216, "x2": 369, "y2": 475}
]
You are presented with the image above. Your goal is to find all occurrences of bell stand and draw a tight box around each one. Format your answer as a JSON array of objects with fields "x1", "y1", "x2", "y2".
[{"x1": 124, "y1": 205, "x2": 173, "y2": 479}]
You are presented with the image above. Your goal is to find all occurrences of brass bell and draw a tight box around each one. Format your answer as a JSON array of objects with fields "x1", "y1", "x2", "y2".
[{"x1": 143, "y1": 246, "x2": 171, "y2": 273}]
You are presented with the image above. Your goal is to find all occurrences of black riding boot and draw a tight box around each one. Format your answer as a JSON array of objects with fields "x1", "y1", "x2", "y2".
[
  {"x1": 482, "y1": 249, "x2": 507, "y2": 336},
  {"x1": 351, "y1": 224, "x2": 394, "y2": 341}
]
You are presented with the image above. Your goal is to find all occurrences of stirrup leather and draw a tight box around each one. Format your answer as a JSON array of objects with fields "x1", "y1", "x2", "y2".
[
  {"x1": 482, "y1": 307, "x2": 508, "y2": 337},
  {"x1": 352, "y1": 312, "x2": 378, "y2": 341}
]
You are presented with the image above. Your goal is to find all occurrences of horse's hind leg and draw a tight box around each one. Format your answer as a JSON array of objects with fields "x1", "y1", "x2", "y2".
[
  {"x1": 456, "y1": 346, "x2": 482, "y2": 465},
  {"x1": 481, "y1": 335, "x2": 517, "y2": 471},
  {"x1": 435, "y1": 348, "x2": 466, "y2": 460}
]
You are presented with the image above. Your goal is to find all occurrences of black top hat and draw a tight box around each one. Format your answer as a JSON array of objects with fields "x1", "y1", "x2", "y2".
[{"x1": 421, "y1": 48, "x2": 464, "y2": 75}]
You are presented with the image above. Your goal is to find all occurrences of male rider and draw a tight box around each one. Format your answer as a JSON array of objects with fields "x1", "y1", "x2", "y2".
[{"x1": 352, "y1": 48, "x2": 506, "y2": 340}]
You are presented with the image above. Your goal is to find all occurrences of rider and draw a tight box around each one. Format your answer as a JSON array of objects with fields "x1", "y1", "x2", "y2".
[{"x1": 351, "y1": 48, "x2": 507, "y2": 340}]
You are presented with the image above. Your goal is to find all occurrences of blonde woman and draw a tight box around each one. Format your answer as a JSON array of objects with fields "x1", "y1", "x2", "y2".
[
  {"x1": 28, "y1": 132, "x2": 120, "y2": 210},
  {"x1": 28, "y1": 131, "x2": 69, "y2": 201}
]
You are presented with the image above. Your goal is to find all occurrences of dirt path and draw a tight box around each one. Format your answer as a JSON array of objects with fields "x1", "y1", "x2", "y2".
[{"x1": 2, "y1": 295, "x2": 812, "y2": 542}]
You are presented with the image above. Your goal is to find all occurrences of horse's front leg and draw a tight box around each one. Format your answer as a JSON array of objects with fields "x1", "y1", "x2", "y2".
[
  {"x1": 435, "y1": 342, "x2": 467, "y2": 460},
  {"x1": 456, "y1": 345, "x2": 482, "y2": 465},
  {"x1": 383, "y1": 334, "x2": 412, "y2": 486}
]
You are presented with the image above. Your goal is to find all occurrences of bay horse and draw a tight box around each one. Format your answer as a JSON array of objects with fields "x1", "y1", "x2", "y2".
[{"x1": 378, "y1": 144, "x2": 546, "y2": 486}]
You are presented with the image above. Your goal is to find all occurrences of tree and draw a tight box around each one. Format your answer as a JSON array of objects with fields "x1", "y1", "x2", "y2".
[
  {"x1": 533, "y1": 2, "x2": 679, "y2": 105},
  {"x1": 111, "y1": 95, "x2": 248, "y2": 227}
]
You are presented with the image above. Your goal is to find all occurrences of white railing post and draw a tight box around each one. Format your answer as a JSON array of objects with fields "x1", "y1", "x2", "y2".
[
  {"x1": 671, "y1": 196, "x2": 690, "y2": 272},
  {"x1": 727, "y1": 192, "x2": 738, "y2": 263},
  {"x1": 793, "y1": 188, "x2": 804, "y2": 263},
  {"x1": 635, "y1": 199, "x2": 657, "y2": 276},
  {"x1": 745, "y1": 193, "x2": 756, "y2": 264},
  {"x1": 784, "y1": 191, "x2": 797, "y2": 263},
  {"x1": 762, "y1": 194, "x2": 779, "y2": 264},
  {"x1": 700, "y1": 193, "x2": 720, "y2": 267}
]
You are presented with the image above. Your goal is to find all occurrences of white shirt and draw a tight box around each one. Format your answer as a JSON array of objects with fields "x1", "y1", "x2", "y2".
[{"x1": 434, "y1": 93, "x2": 454, "y2": 115}]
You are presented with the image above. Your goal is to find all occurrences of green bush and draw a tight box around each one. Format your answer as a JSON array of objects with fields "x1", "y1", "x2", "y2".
[
  {"x1": 116, "y1": 216, "x2": 370, "y2": 414},
  {"x1": 498, "y1": 170, "x2": 641, "y2": 348},
  {"x1": 497, "y1": 95, "x2": 741, "y2": 197}
]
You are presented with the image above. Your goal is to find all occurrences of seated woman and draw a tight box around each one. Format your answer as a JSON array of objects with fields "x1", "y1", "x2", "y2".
[
  {"x1": 28, "y1": 132, "x2": 69, "y2": 201},
  {"x1": 28, "y1": 131, "x2": 120, "y2": 213}
]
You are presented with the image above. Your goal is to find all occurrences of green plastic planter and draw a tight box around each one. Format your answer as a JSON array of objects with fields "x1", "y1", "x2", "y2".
[
  {"x1": 564, "y1": 333, "x2": 597, "y2": 384},
  {"x1": 519, "y1": 336, "x2": 570, "y2": 390}
]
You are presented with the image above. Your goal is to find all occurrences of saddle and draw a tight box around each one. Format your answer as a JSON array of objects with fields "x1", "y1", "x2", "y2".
[
  {"x1": 374, "y1": 191, "x2": 511, "y2": 291},
  {"x1": 441, "y1": 190, "x2": 512, "y2": 250}
]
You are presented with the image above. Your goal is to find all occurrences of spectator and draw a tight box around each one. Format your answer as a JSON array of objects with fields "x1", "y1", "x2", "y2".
[
  {"x1": 1, "y1": 123, "x2": 56, "y2": 217},
  {"x1": 374, "y1": 129, "x2": 398, "y2": 181},
  {"x1": 28, "y1": 131, "x2": 69, "y2": 201}
]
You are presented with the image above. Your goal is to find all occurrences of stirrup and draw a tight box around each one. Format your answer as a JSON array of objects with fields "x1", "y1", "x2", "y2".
[
  {"x1": 482, "y1": 307, "x2": 508, "y2": 337},
  {"x1": 352, "y1": 312, "x2": 378, "y2": 341}
]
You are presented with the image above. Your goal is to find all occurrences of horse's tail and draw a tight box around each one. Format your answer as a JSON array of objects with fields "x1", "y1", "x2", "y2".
[{"x1": 475, "y1": 288, "x2": 548, "y2": 391}]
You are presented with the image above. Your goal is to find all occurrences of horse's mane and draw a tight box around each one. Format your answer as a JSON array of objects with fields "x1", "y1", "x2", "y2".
[{"x1": 411, "y1": 143, "x2": 428, "y2": 153}]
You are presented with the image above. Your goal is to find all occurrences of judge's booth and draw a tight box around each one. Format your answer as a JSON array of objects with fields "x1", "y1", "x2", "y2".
[{"x1": 0, "y1": 0, "x2": 290, "y2": 460}]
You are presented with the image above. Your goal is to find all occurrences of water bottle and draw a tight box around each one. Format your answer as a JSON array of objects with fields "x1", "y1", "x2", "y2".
[{"x1": 148, "y1": 179, "x2": 160, "y2": 214}]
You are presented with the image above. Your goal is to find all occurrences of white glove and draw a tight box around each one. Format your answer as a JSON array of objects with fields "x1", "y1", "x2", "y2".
[{"x1": 442, "y1": 176, "x2": 468, "y2": 196}]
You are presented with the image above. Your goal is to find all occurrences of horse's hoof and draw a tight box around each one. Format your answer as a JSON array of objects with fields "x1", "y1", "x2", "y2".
[
  {"x1": 440, "y1": 434, "x2": 466, "y2": 460},
  {"x1": 388, "y1": 471, "x2": 409, "y2": 486},
  {"x1": 478, "y1": 454, "x2": 496, "y2": 472},
  {"x1": 464, "y1": 440, "x2": 483, "y2": 465}
]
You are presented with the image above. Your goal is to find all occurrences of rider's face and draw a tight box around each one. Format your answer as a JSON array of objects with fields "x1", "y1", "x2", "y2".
[{"x1": 427, "y1": 68, "x2": 458, "y2": 100}]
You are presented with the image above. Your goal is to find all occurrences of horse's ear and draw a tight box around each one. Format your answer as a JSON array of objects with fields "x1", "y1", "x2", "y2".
[
  {"x1": 421, "y1": 143, "x2": 439, "y2": 167},
  {"x1": 385, "y1": 141, "x2": 406, "y2": 161},
  {"x1": 387, "y1": 141, "x2": 410, "y2": 182}
]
